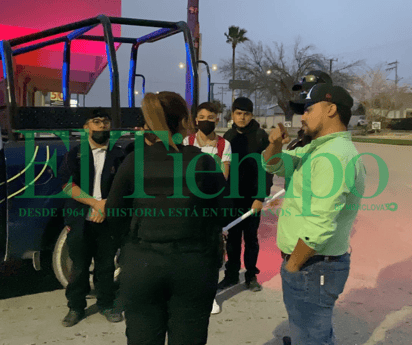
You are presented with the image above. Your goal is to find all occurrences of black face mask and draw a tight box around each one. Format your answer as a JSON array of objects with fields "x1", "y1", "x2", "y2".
[
  {"x1": 91, "y1": 130, "x2": 110, "y2": 144},
  {"x1": 197, "y1": 120, "x2": 216, "y2": 135}
]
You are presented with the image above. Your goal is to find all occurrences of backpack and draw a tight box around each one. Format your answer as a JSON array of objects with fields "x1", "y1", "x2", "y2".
[{"x1": 188, "y1": 133, "x2": 226, "y2": 159}]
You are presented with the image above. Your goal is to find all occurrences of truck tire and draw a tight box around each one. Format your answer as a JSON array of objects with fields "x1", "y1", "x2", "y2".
[{"x1": 52, "y1": 226, "x2": 121, "y2": 289}]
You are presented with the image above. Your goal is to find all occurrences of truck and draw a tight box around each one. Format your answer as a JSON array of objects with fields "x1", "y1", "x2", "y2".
[{"x1": 0, "y1": 15, "x2": 200, "y2": 287}]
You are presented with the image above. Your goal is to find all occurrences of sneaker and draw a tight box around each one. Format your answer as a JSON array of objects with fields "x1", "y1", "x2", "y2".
[
  {"x1": 245, "y1": 277, "x2": 262, "y2": 292},
  {"x1": 211, "y1": 299, "x2": 221, "y2": 314},
  {"x1": 99, "y1": 308, "x2": 124, "y2": 323},
  {"x1": 282, "y1": 336, "x2": 292, "y2": 345},
  {"x1": 62, "y1": 309, "x2": 85, "y2": 327},
  {"x1": 217, "y1": 276, "x2": 239, "y2": 290}
]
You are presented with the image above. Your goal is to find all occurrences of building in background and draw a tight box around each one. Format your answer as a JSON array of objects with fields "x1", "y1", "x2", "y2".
[{"x1": 0, "y1": 0, "x2": 121, "y2": 108}]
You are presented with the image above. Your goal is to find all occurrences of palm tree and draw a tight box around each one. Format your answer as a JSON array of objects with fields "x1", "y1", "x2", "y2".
[{"x1": 225, "y1": 26, "x2": 249, "y2": 102}]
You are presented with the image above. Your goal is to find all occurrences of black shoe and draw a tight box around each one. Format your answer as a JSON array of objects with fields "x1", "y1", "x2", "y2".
[
  {"x1": 62, "y1": 309, "x2": 85, "y2": 327},
  {"x1": 245, "y1": 277, "x2": 262, "y2": 292},
  {"x1": 217, "y1": 276, "x2": 239, "y2": 290},
  {"x1": 99, "y1": 308, "x2": 124, "y2": 323},
  {"x1": 282, "y1": 336, "x2": 292, "y2": 345}
]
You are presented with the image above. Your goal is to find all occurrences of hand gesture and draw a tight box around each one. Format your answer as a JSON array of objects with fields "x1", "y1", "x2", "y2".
[
  {"x1": 251, "y1": 200, "x2": 263, "y2": 214},
  {"x1": 90, "y1": 199, "x2": 106, "y2": 223},
  {"x1": 268, "y1": 123, "x2": 290, "y2": 145}
]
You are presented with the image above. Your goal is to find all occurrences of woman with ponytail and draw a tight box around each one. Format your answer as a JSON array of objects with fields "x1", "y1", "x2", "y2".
[{"x1": 106, "y1": 92, "x2": 230, "y2": 345}]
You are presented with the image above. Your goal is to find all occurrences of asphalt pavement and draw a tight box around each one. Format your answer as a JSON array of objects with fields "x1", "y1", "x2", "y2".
[{"x1": 1, "y1": 141, "x2": 411, "y2": 344}]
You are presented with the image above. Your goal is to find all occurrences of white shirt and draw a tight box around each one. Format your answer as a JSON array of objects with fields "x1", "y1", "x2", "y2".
[
  {"x1": 86, "y1": 140, "x2": 107, "y2": 220},
  {"x1": 183, "y1": 134, "x2": 232, "y2": 172}
]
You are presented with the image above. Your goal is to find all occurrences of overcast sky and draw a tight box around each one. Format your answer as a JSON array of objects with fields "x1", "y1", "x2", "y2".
[{"x1": 86, "y1": 0, "x2": 412, "y2": 108}]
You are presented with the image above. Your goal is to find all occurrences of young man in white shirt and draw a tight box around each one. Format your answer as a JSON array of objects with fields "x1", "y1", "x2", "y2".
[
  {"x1": 183, "y1": 102, "x2": 232, "y2": 314},
  {"x1": 59, "y1": 109, "x2": 124, "y2": 327},
  {"x1": 183, "y1": 102, "x2": 231, "y2": 179}
]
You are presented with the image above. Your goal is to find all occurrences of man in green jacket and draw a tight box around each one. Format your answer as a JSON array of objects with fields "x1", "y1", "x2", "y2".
[{"x1": 262, "y1": 84, "x2": 366, "y2": 345}]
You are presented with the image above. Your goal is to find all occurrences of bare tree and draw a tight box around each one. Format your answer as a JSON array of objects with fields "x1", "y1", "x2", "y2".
[
  {"x1": 349, "y1": 65, "x2": 411, "y2": 130},
  {"x1": 220, "y1": 38, "x2": 363, "y2": 119},
  {"x1": 211, "y1": 99, "x2": 226, "y2": 114}
]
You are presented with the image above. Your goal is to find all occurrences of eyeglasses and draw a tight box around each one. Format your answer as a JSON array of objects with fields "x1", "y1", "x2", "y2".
[{"x1": 90, "y1": 118, "x2": 111, "y2": 126}]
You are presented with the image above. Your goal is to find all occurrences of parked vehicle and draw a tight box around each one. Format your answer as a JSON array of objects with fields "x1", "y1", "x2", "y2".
[
  {"x1": 357, "y1": 116, "x2": 368, "y2": 126},
  {"x1": 0, "y1": 15, "x2": 199, "y2": 287}
]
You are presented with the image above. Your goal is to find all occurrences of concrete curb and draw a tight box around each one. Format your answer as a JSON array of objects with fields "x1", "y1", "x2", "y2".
[{"x1": 351, "y1": 137, "x2": 412, "y2": 145}]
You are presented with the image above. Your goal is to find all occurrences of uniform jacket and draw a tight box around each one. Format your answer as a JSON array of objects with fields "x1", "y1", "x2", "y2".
[{"x1": 59, "y1": 141, "x2": 125, "y2": 234}]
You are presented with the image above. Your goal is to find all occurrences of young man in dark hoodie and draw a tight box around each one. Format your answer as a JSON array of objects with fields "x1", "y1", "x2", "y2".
[{"x1": 220, "y1": 97, "x2": 273, "y2": 292}]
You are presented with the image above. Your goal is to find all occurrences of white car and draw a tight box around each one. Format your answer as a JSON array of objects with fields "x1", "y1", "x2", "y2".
[{"x1": 357, "y1": 117, "x2": 367, "y2": 126}]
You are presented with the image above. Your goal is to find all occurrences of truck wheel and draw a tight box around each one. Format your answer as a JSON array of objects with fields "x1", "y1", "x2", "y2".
[{"x1": 52, "y1": 226, "x2": 121, "y2": 289}]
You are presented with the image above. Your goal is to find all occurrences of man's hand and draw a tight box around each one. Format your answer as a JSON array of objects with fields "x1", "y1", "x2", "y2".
[
  {"x1": 90, "y1": 199, "x2": 106, "y2": 223},
  {"x1": 268, "y1": 123, "x2": 291, "y2": 145},
  {"x1": 263, "y1": 123, "x2": 291, "y2": 165},
  {"x1": 251, "y1": 200, "x2": 263, "y2": 214},
  {"x1": 285, "y1": 238, "x2": 317, "y2": 272}
]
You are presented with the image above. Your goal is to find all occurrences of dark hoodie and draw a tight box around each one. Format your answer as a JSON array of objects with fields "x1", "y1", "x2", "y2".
[{"x1": 224, "y1": 119, "x2": 273, "y2": 205}]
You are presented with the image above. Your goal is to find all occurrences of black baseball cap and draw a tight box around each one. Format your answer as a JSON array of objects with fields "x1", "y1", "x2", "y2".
[
  {"x1": 232, "y1": 97, "x2": 254, "y2": 113},
  {"x1": 292, "y1": 70, "x2": 332, "y2": 92},
  {"x1": 85, "y1": 108, "x2": 112, "y2": 121},
  {"x1": 290, "y1": 84, "x2": 353, "y2": 115}
]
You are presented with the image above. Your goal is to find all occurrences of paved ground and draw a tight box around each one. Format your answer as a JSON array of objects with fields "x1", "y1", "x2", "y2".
[{"x1": 1, "y1": 142, "x2": 411, "y2": 344}]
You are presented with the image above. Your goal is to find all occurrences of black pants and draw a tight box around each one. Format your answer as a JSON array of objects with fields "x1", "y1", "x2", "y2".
[
  {"x1": 65, "y1": 220, "x2": 117, "y2": 311},
  {"x1": 224, "y1": 209, "x2": 261, "y2": 282},
  {"x1": 120, "y1": 241, "x2": 219, "y2": 345}
]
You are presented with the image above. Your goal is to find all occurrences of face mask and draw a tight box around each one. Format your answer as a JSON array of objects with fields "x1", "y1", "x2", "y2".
[
  {"x1": 197, "y1": 120, "x2": 216, "y2": 135},
  {"x1": 91, "y1": 130, "x2": 110, "y2": 144}
]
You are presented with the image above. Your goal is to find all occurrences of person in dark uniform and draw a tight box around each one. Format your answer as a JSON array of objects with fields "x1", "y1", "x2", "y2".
[
  {"x1": 105, "y1": 92, "x2": 231, "y2": 345},
  {"x1": 219, "y1": 97, "x2": 273, "y2": 292},
  {"x1": 59, "y1": 108, "x2": 124, "y2": 327}
]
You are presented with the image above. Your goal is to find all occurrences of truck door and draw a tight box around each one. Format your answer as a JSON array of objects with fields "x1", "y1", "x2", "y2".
[{"x1": 0, "y1": 125, "x2": 7, "y2": 261}]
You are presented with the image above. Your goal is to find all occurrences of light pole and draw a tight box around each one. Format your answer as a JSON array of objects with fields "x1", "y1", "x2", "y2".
[
  {"x1": 386, "y1": 61, "x2": 401, "y2": 90},
  {"x1": 329, "y1": 58, "x2": 338, "y2": 75},
  {"x1": 210, "y1": 82, "x2": 229, "y2": 103}
]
